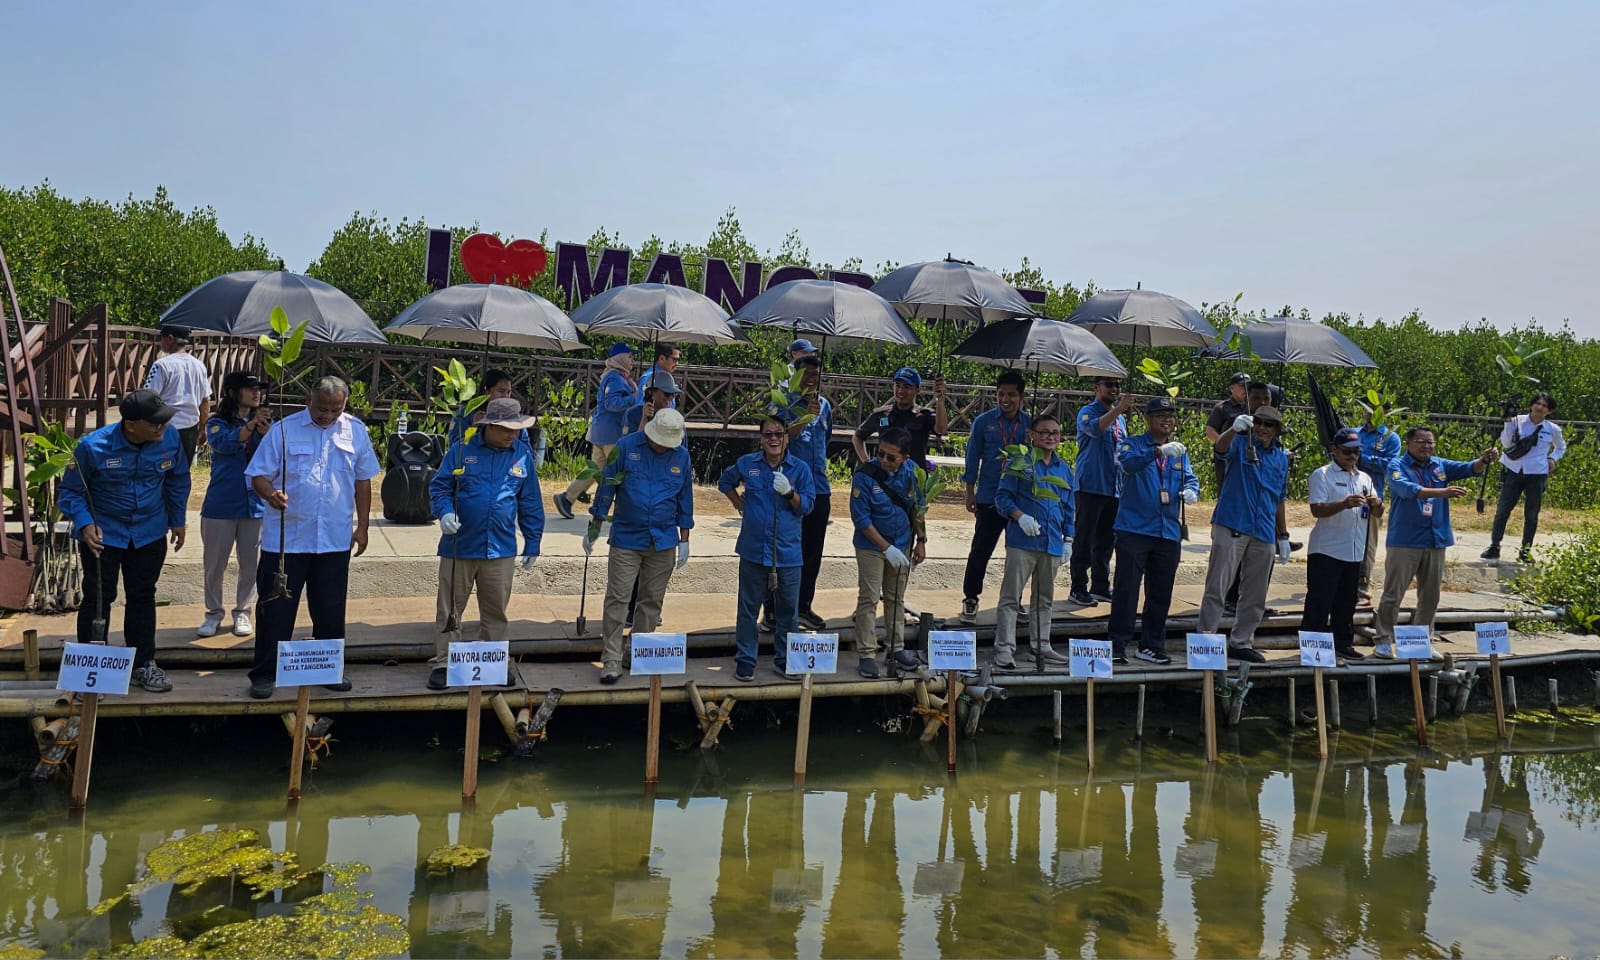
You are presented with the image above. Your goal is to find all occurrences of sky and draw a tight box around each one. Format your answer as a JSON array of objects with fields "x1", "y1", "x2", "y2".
[{"x1": 4, "y1": 0, "x2": 1596, "y2": 335}]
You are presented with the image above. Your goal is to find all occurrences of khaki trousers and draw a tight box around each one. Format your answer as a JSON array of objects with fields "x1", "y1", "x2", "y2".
[
  {"x1": 564, "y1": 442, "x2": 614, "y2": 500},
  {"x1": 434, "y1": 556, "x2": 516, "y2": 659},
  {"x1": 604, "y1": 546, "x2": 675, "y2": 667},
  {"x1": 1359, "y1": 508, "x2": 1382, "y2": 587},
  {"x1": 1374, "y1": 546, "x2": 1444, "y2": 645},
  {"x1": 995, "y1": 547, "x2": 1061, "y2": 660},
  {"x1": 854, "y1": 548, "x2": 910, "y2": 657},
  {"x1": 201, "y1": 516, "x2": 262, "y2": 620},
  {"x1": 1197, "y1": 523, "x2": 1274, "y2": 649}
]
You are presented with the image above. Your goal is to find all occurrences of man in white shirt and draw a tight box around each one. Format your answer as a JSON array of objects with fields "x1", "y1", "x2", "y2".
[
  {"x1": 143, "y1": 325, "x2": 213, "y2": 463},
  {"x1": 1300, "y1": 428, "x2": 1382, "y2": 660},
  {"x1": 1482, "y1": 391, "x2": 1566, "y2": 563},
  {"x1": 244, "y1": 376, "x2": 381, "y2": 699}
]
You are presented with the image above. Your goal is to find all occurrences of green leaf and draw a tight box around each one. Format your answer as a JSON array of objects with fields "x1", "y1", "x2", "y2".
[
  {"x1": 1137, "y1": 358, "x2": 1162, "y2": 374},
  {"x1": 258, "y1": 334, "x2": 279, "y2": 353},
  {"x1": 1495, "y1": 356, "x2": 1514, "y2": 377},
  {"x1": 270, "y1": 305, "x2": 289, "y2": 336},
  {"x1": 770, "y1": 359, "x2": 789, "y2": 384},
  {"x1": 278, "y1": 319, "x2": 309, "y2": 366},
  {"x1": 1034, "y1": 487, "x2": 1060, "y2": 502},
  {"x1": 1037, "y1": 474, "x2": 1069, "y2": 488},
  {"x1": 792, "y1": 413, "x2": 815, "y2": 428},
  {"x1": 770, "y1": 389, "x2": 789, "y2": 406}
]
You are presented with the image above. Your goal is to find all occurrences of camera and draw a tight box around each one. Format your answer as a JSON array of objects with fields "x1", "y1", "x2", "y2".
[{"x1": 1500, "y1": 395, "x2": 1520, "y2": 420}]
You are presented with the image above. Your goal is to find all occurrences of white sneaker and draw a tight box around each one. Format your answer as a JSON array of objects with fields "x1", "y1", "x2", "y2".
[
  {"x1": 232, "y1": 613, "x2": 254, "y2": 637},
  {"x1": 197, "y1": 616, "x2": 223, "y2": 638}
]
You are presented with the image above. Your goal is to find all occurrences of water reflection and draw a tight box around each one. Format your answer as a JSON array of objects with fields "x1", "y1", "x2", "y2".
[{"x1": 3, "y1": 718, "x2": 1600, "y2": 958}]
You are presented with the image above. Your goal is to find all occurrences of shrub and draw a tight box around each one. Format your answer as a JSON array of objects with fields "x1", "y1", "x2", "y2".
[{"x1": 1512, "y1": 523, "x2": 1600, "y2": 633}]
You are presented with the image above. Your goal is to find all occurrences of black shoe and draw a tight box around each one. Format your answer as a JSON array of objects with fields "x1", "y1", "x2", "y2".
[
  {"x1": 1289, "y1": 540, "x2": 1304, "y2": 553},
  {"x1": 1223, "y1": 602, "x2": 1238, "y2": 618},
  {"x1": 600, "y1": 664, "x2": 622, "y2": 684},
  {"x1": 1480, "y1": 544, "x2": 1500, "y2": 560},
  {"x1": 857, "y1": 658, "x2": 880, "y2": 679},
  {"x1": 248, "y1": 679, "x2": 274, "y2": 700},
  {"x1": 1228, "y1": 646, "x2": 1266, "y2": 664},
  {"x1": 1111, "y1": 656, "x2": 1129, "y2": 666},
  {"x1": 426, "y1": 667, "x2": 448, "y2": 691},
  {"x1": 1336, "y1": 646, "x2": 1365, "y2": 661},
  {"x1": 1089, "y1": 590, "x2": 1114, "y2": 604},
  {"x1": 1135, "y1": 648, "x2": 1172, "y2": 666},
  {"x1": 797, "y1": 608, "x2": 827, "y2": 631},
  {"x1": 324, "y1": 679, "x2": 353, "y2": 692},
  {"x1": 761, "y1": 616, "x2": 776, "y2": 633},
  {"x1": 887, "y1": 650, "x2": 923, "y2": 679},
  {"x1": 1518, "y1": 546, "x2": 1533, "y2": 564},
  {"x1": 553, "y1": 492, "x2": 575, "y2": 520},
  {"x1": 1068, "y1": 590, "x2": 1097, "y2": 607}
]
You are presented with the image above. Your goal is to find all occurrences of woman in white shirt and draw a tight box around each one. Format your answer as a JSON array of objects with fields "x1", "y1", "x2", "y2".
[{"x1": 1482, "y1": 392, "x2": 1566, "y2": 563}]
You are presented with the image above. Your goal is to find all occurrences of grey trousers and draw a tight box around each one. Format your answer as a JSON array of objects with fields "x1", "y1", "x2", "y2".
[
  {"x1": 1197, "y1": 523, "x2": 1274, "y2": 649},
  {"x1": 1359, "y1": 508, "x2": 1382, "y2": 587},
  {"x1": 1374, "y1": 546, "x2": 1445, "y2": 645},
  {"x1": 604, "y1": 546, "x2": 675, "y2": 667},
  {"x1": 854, "y1": 548, "x2": 909, "y2": 657},
  {"x1": 995, "y1": 547, "x2": 1061, "y2": 660},
  {"x1": 434, "y1": 556, "x2": 516, "y2": 659},
  {"x1": 201, "y1": 516, "x2": 262, "y2": 620}
]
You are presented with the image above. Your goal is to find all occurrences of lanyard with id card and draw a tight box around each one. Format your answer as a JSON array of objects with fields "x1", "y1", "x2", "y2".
[{"x1": 1410, "y1": 460, "x2": 1435, "y2": 517}]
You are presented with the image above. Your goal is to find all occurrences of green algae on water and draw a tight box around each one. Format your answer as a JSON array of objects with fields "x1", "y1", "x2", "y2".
[
  {"x1": 0, "y1": 944, "x2": 47, "y2": 959},
  {"x1": 424, "y1": 844, "x2": 490, "y2": 876}
]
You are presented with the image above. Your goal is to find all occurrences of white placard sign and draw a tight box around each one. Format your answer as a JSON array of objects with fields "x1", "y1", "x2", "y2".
[
  {"x1": 629, "y1": 633, "x2": 687, "y2": 676},
  {"x1": 787, "y1": 633, "x2": 838, "y2": 674},
  {"x1": 928, "y1": 631, "x2": 976, "y2": 671},
  {"x1": 275, "y1": 639, "x2": 346, "y2": 687},
  {"x1": 1476, "y1": 621, "x2": 1512, "y2": 656},
  {"x1": 446, "y1": 641, "x2": 509, "y2": 687},
  {"x1": 1298, "y1": 631, "x2": 1337, "y2": 668},
  {"x1": 1394, "y1": 625, "x2": 1433, "y2": 661},
  {"x1": 56, "y1": 642, "x2": 134, "y2": 695},
  {"x1": 1068, "y1": 638, "x2": 1112, "y2": 678},
  {"x1": 1186, "y1": 633, "x2": 1228, "y2": 671}
]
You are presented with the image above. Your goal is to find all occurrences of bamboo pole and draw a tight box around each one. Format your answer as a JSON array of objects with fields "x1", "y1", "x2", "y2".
[
  {"x1": 793, "y1": 673, "x2": 814, "y2": 784},
  {"x1": 1085, "y1": 677, "x2": 1096, "y2": 773},
  {"x1": 69, "y1": 692, "x2": 99, "y2": 809},
  {"x1": 490, "y1": 693, "x2": 518, "y2": 744},
  {"x1": 645, "y1": 676, "x2": 662, "y2": 785},
  {"x1": 515, "y1": 706, "x2": 531, "y2": 735},
  {"x1": 23, "y1": 629, "x2": 39, "y2": 681},
  {"x1": 287, "y1": 687, "x2": 311, "y2": 801},
  {"x1": 1052, "y1": 689, "x2": 1063, "y2": 743},
  {"x1": 1203, "y1": 670, "x2": 1218, "y2": 764},
  {"x1": 463, "y1": 686, "x2": 482, "y2": 799},
  {"x1": 946, "y1": 670, "x2": 957, "y2": 773},
  {"x1": 1313, "y1": 667, "x2": 1328, "y2": 759},
  {"x1": 1408, "y1": 661, "x2": 1428, "y2": 747},
  {"x1": 1490, "y1": 654, "x2": 1507, "y2": 739},
  {"x1": 685, "y1": 680, "x2": 709, "y2": 731}
]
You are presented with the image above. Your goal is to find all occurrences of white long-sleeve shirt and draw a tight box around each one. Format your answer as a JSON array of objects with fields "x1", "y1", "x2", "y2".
[{"x1": 1498, "y1": 415, "x2": 1566, "y2": 476}]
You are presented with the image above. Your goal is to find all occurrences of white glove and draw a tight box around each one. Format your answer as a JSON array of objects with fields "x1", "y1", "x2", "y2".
[
  {"x1": 676, "y1": 541, "x2": 691, "y2": 569},
  {"x1": 884, "y1": 545, "x2": 910, "y2": 569},
  {"x1": 439, "y1": 513, "x2": 462, "y2": 535},
  {"x1": 1233, "y1": 414, "x2": 1254, "y2": 433},
  {"x1": 1181, "y1": 488, "x2": 1198, "y2": 505},
  {"x1": 772, "y1": 471, "x2": 792, "y2": 496},
  {"x1": 1276, "y1": 536, "x2": 1291, "y2": 564},
  {"x1": 520, "y1": 555, "x2": 537, "y2": 571},
  {"x1": 1159, "y1": 441, "x2": 1186, "y2": 458},
  {"x1": 582, "y1": 523, "x2": 599, "y2": 555},
  {"x1": 1017, "y1": 514, "x2": 1042, "y2": 537}
]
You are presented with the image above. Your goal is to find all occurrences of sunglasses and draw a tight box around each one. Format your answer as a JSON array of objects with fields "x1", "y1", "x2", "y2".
[{"x1": 761, "y1": 430, "x2": 787, "y2": 439}]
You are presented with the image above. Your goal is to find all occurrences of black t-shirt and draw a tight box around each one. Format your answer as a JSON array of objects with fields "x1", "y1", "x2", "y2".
[
  {"x1": 856, "y1": 402, "x2": 938, "y2": 467},
  {"x1": 1206, "y1": 398, "x2": 1250, "y2": 460}
]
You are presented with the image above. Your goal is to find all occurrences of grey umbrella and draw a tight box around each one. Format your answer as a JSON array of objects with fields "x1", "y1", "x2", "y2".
[
  {"x1": 949, "y1": 317, "x2": 1126, "y2": 378},
  {"x1": 729, "y1": 279, "x2": 921, "y2": 347},
  {"x1": 568, "y1": 282, "x2": 746, "y2": 345},
  {"x1": 385, "y1": 283, "x2": 585, "y2": 352},
  {"x1": 1065, "y1": 288, "x2": 1217, "y2": 350},
  {"x1": 1195, "y1": 318, "x2": 1377, "y2": 368},
  {"x1": 161, "y1": 270, "x2": 387, "y2": 344},
  {"x1": 872, "y1": 257, "x2": 1035, "y2": 375}
]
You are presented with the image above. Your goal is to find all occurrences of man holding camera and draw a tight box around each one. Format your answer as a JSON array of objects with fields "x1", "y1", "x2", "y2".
[{"x1": 1482, "y1": 392, "x2": 1565, "y2": 563}]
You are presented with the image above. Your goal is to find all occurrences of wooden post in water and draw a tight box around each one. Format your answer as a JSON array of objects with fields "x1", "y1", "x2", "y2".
[
  {"x1": 1328, "y1": 679, "x2": 1342, "y2": 729},
  {"x1": 1313, "y1": 668, "x2": 1328, "y2": 759},
  {"x1": 68, "y1": 693, "x2": 99, "y2": 810},
  {"x1": 645, "y1": 675, "x2": 663, "y2": 785},
  {"x1": 1135, "y1": 684, "x2": 1146, "y2": 740},
  {"x1": 1505, "y1": 674, "x2": 1518, "y2": 713},
  {"x1": 1367, "y1": 674, "x2": 1379, "y2": 724},
  {"x1": 1287, "y1": 677, "x2": 1297, "y2": 727},
  {"x1": 287, "y1": 687, "x2": 311, "y2": 801},
  {"x1": 462, "y1": 686, "x2": 483, "y2": 800},
  {"x1": 793, "y1": 673, "x2": 814, "y2": 784},
  {"x1": 1408, "y1": 661, "x2": 1428, "y2": 747},
  {"x1": 1085, "y1": 677, "x2": 1096, "y2": 772},
  {"x1": 1489, "y1": 654, "x2": 1507, "y2": 739},
  {"x1": 1202, "y1": 670, "x2": 1218, "y2": 764},
  {"x1": 945, "y1": 670, "x2": 957, "y2": 774},
  {"x1": 23, "y1": 629, "x2": 40, "y2": 681},
  {"x1": 1548, "y1": 678, "x2": 1560, "y2": 716},
  {"x1": 1052, "y1": 689, "x2": 1063, "y2": 743}
]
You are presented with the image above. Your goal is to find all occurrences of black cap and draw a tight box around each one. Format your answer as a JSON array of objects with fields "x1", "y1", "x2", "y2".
[
  {"x1": 159, "y1": 324, "x2": 192, "y2": 343},
  {"x1": 1229, "y1": 371, "x2": 1251, "y2": 385},
  {"x1": 119, "y1": 388, "x2": 178, "y2": 425},
  {"x1": 222, "y1": 370, "x2": 261, "y2": 394},
  {"x1": 1144, "y1": 396, "x2": 1178, "y2": 415}
]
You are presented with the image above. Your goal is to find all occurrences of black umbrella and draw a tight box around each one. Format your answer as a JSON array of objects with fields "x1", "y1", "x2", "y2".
[
  {"x1": 1195, "y1": 318, "x2": 1377, "y2": 368},
  {"x1": 385, "y1": 283, "x2": 585, "y2": 352},
  {"x1": 729, "y1": 279, "x2": 921, "y2": 347},
  {"x1": 161, "y1": 270, "x2": 387, "y2": 344},
  {"x1": 1306, "y1": 373, "x2": 1343, "y2": 450},
  {"x1": 872, "y1": 257, "x2": 1035, "y2": 375},
  {"x1": 569, "y1": 282, "x2": 746, "y2": 346},
  {"x1": 949, "y1": 317, "x2": 1126, "y2": 378},
  {"x1": 1065, "y1": 288, "x2": 1217, "y2": 350}
]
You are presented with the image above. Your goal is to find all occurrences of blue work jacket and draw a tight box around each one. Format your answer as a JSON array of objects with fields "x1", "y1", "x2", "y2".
[
  {"x1": 1359, "y1": 424, "x2": 1402, "y2": 498},
  {"x1": 963, "y1": 407, "x2": 1031, "y2": 505},
  {"x1": 995, "y1": 452, "x2": 1076, "y2": 556},
  {"x1": 1074, "y1": 400, "x2": 1125, "y2": 497},
  {"x1": 591, "y1": 431, "x2": 695, "y2": 552},
  {"x1": 773, "y1": 394, "x2": 834, "y2": 493},
  {"x1": 1385, "y1": 453, "x2": 1479, "y2": 548},
  {"x1": 60, "y1": 423, "x2": 189, "y2": 550},
  {"x1": 429, "y1": 433, "x2": 545, "y2": 559},
  {"x1": 636, "y1": 368, "x2": 679, "y2": 407},
  {"x1": 1114, "y1": 433, "x2": 1200, "y2": 541},
  {"x1": 202, "y1": 414, "x2": 264, "y2": 520},
  {"x1": 716, "y1": 451, "x2": 814, "y2": 567},
  {"x1": 849, "y1": 459, "x2": 922, "y2": 552},
  {"x1": 1210, "y1": 433, "x2": 1289, "y2": 544},
  {"x1": 588, "y1": 369, "x2": 637, "y2": 446}
]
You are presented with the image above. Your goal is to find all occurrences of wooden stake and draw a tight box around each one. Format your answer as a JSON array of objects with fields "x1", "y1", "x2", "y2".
[
  {"x1": 1288, "y1": 677, "x2": 1297, "y2": 727},
  {"x1": 1052, "y1": 689, "x2": 1063, "y2": 743},
  {"x1": 793, "y1": 673, "x2": 814, "y2": 784},
  {"x1": 68, "y1": 693, "x2": 99, "y2": 809},
  {"x1": 1203, "y1": 670, "x2": 1218, "y2": 764},
  {"x1": 1313, "y1": 668, "x2": 1328, "y2": 759},
  {"x1": 645, "y1": 675, "x2": 662, "y2": 785},
  {"x1": 287, "y1": 687, "x2": 311, "y2": 801},
  {"x1": 1505, "y1": 674, "x2": 1518, "y2": 713},
  {"x1": 462, "y1": 686, "x2": 482, "y2": 800},
  {"x1": 1427, "y1": 674, "x2": 1439, "y2": 721},
  {"x1": 23, "y1": 629, "x2": 40, "y2": 681},
  {"x1": 1135, "y1": 684, "x2": 1146, "y2": 741},
  {"x1": 1408, "y1": 661, "x2": 1428, "y2": 747},
  {"x1": 490, "y1": 693, "x2": 518, "y2": 744},
  {"x1": 945, "y1": 670, "x2": 957, "y2": 774},
  {"x1": 1548, "y1": 678, "x2": 1560, "y2": 715},
  {"x1": 1328, "y1": 679, "x2": 1341, "y2": 729},
  {"x1": 1489, "y1": 654, "x2": 1507, "y2": 739},
  {"x1": 1367, "y1": 674, "x2": 1378, "y2": 724},
  {"x1": 1085, "y1": 677, "x2": 1096, "y2": 772}
]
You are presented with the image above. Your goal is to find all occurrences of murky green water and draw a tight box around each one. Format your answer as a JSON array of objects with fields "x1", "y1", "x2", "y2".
[{"x1": 3, "y1": 708, "x2": 1600, "y2": 958}]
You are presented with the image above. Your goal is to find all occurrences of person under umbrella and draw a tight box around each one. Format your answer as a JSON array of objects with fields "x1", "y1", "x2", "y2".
[
  {"x1": 1356, "y1": 405, "x2": 1402, "y2": 599},
  {"x1": 850, "y1": 428, "x2": 925, "y2": 680},
  {"x1": 624, "y1": 370, "x2": 681, "y2": 437},
  {"x1": 1069, "y1": 376, "x2": 1133, "y2": 607},
  {"x1": 991, "y1": 414, "x2": 1076, "y2": 671},
  {"x1": 199, "y1": 371, "x2": 270, "y2": 640},
  {"x1": 554, "y1": 342, "x2": 637, "y2": 520},
  {"x1": 771, "y1": 354, "x2": 834, "y2": 631},
  {"x1": 851, "y1": 367, "x2": 947, "y2": 473},
  {"x1": 637, "y1": 342, "x2": 682, "y2": 405},
  {"x1": 959, "y1": 370, "x2": 1031, "y2": 625},
  {"x1": 1301, "y1": 427, "x2": 1382, "y2": 661},
  {"x1": 1205, "y1": 372, "x2": 1253, "y2": 489}
]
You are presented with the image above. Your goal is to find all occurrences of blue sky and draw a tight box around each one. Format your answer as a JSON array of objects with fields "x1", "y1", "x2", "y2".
[{"x1": 5, "y1": 0, "x2": 1595, "y2": 334}]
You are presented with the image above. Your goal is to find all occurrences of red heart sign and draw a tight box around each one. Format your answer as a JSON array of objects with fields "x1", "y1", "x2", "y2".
[{"x1": 460, "y1": 233, "x2": 549, "y2": 287}]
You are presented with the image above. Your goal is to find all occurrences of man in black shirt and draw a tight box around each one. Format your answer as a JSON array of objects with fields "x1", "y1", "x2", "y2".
[
  {"x1": 1205, "y1": 372, "x2": 1252, "y2": 486},
  {"x1": 853, "y1": 367, "x2": 948, "y2": 471}
]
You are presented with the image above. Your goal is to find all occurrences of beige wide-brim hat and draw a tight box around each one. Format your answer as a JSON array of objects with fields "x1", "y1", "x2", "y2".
[
  {"x1": 644, "y1": 408, "x2": 686, "y2": 448},
  {"x1": 478, "y1": 397, "x2": 537, "y2": 431}
]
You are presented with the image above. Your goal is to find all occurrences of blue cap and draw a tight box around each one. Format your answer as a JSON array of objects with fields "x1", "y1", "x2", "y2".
[
  {"x1": 892, "y1": 367, "x2": 921, "y2": 388},
  {"x1": 1331, "y1": 426, "x2": 1361, "y2": 449},
  {"x1": 608, "y1": 342, "x2": 636, "y2": 358},
  {"x1": 788, "y1": 338, "x2": 817, "y2": 354}
]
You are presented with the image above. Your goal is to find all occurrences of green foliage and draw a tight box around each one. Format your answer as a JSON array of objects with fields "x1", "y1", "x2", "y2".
[
  {"x1": 574, "y1": 445, "x2": 623, "y2": 487},
  {"x1": 258, "y1": 306, "x2": 310, "y2": 390},
  {"x1": 305, "y1": 213, "x2": 478, "y2": 325},
  {"x1": 1136, "y1": 357, "x2": 1194, "y2": 399},
  {"x1": 433, "y1": 358, "x2": 485, "y2": 422},
  {"x1": 1352, "y1": 380, "x2": 1409, "y2": 428},
  {"x1": 999, "y1": 443, "x2": 1071, "y2": 502},
  {"x1": 764, "y1": 360, "x2": 816, "y2": 428},
  {"x1": 423, "y1": 844, "x2": 490, "y2": 876},
  {"x1": 1512, "y1": 523, "x2": 1600, "y2": 632},
  {"x1": 1494, "y1": 337, "x2": 1549, "y2": 386}
]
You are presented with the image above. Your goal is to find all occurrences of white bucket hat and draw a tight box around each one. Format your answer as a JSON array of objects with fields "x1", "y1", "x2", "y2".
[{"x1": 643, "y1": 407, "x2": 686, "y2": 448}]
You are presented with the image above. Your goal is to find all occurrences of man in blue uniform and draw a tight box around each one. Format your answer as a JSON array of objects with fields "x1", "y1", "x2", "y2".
[
  {"x1": 1374, "y1": 425, "x2": 1495, "y2": 657},
  {"x1": 850, "y1": 428, "x2": 926, "y2": 679},
  {"x1": 959, "y1": 370, "x2": 1030, "y2": 625},
  {"x1": 59, "y1": 389, "x2": 190, "y2": 693},
  {"x1": 555, "y1": 342, "x2": 636, "y2": 519},
  {"x1": 1357, "y1": 408, "x2": 1402, "y2": 598},
  {"x1": 427, "y1": 398, "x2": 546, "y2": 690},
  {"x1": 623, "y1": 371, "x2": 681, "y2": 437},
  {"x1": 992, "y1": 414, "x2": 1075, "y2": 671},
  {"x1": 1070, "y1": 376, "x2": 1134, "y2": 606},
  {"x1": 1108, "y1": 397, "x2": 1199, "y2": 665},
  {"x1": 771, "y1": 354, "x2": 834, "y2": 630},
  {"x1": 588, "y1": 408, "x2": 695, "y2": 684},
  {"x1": 636, "y1": 342, "x2": 681, "y2": 403},
  {"x1": 1196, "y1": 406, "x2": 1291, "y2": 663},
  {"x1": 718, "y1": 416, "x2": 815, "y2": 681}
]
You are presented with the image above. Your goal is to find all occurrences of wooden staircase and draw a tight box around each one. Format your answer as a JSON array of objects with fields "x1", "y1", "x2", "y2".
[{"x1": 0, "y1": 242, "x2": 44, "y2": 609}]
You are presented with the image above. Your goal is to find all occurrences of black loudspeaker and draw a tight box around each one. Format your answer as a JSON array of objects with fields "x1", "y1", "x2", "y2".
[
  {"x1": 425, "y1": 229, "x2": 452, "y2": 291},
  {"x1": 382, "y1": 432, "x2": 447, "y2": 524}
]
